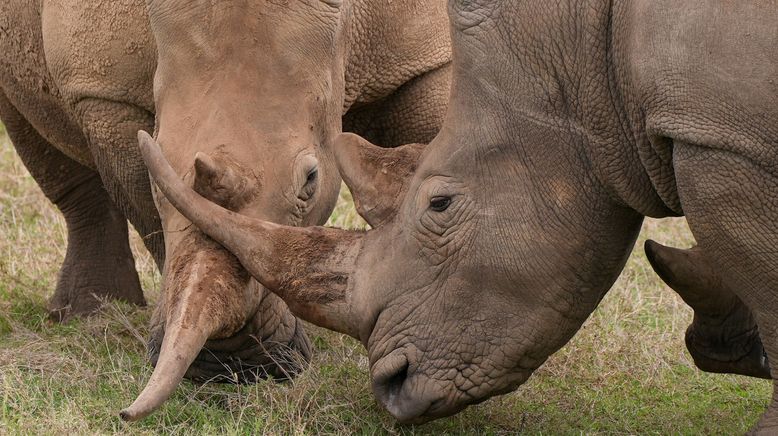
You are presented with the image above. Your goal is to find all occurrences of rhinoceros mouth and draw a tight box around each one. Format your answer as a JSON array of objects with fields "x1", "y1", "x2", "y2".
[{"x1": 368, "y1": 336, "x2": 538, "y2": 423}]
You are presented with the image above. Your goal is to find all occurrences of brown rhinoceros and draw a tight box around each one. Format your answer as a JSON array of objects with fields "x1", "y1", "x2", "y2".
[
  {"x1": 0, "y1": 0, "x2": 451, "y2": 421},
  {"x1": 142, "y1": 0, "x2": 778, "y2": 431}
]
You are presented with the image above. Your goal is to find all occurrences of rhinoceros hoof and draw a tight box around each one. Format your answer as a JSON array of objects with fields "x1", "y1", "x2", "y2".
[
  {"x1": 48, "y1": 258, "x2": 146, "y2": 323},
  {"x1": 685, "y1": 326, "x2": 771, "y2": 379}
]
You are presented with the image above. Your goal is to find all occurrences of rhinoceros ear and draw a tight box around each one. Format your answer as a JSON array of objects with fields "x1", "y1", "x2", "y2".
[
  {"x1": 334, "y1": 133, "x2": 424, "y2": 227},
  {"x1": 193, "y1": 152, "x2": 252, "y2": 210}
]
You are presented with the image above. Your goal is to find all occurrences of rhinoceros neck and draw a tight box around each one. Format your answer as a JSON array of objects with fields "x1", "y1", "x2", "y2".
[
  {"x1": 342, "y1": 0, "x2": 452, "y2": 110},
  {"x1": 445, "y1": 0, "x2": 678, "y2": 219}
]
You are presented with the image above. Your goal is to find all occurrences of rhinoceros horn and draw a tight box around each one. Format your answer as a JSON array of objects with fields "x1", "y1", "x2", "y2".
[{"x1": 120, "y1": 298, "x2": 213, "y2": 421}]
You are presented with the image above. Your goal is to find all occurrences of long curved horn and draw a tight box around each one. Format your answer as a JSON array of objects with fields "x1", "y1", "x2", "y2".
[
  {"x1": 137, "y1": 130, "x2": 362, "y2": 338},
  {"x1": 120, "y1": 257, "x2": 215, "y2": 422},
  {"x1": 120, "y1": 313, "x2": 209, "y2": 421},
  {"x1": 120, "y1": 236, "x2": 254, "y2": 421}
]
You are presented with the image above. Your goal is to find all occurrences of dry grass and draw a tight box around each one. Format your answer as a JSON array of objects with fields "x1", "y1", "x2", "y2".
[{"x1": 0, "y1": 124, "x2": 771, "y2": 434}]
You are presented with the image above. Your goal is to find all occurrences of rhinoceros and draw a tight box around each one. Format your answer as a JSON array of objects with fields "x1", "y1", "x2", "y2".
[
  {"x1": 143, "y1": 0, "x2": 778, "y2": 431},
  {"x1": 0, "y1": 0, "x2": 451, "y2": 421}
]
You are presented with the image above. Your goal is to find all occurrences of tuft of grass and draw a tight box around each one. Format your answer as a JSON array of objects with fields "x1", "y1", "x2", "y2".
[
  {"x1": 0, "y1": 125, "x2": 770, "y2": 434},
  {"x1": 326, "y1": 184, "x2": 368, "y2": 230}
]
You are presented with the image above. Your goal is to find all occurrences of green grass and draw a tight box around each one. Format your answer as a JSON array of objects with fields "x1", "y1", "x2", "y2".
[{"x1": 0, "y1": 124, "x2": 771, "y2": 434}]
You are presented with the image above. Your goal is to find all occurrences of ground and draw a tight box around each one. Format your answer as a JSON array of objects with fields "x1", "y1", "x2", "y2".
[{"x1": 0, "y1": 123, "x2": 771, "y2": 434}]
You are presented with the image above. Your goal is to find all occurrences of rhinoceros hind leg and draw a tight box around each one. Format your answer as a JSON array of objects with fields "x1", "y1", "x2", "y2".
[
  {"x1": 0, "y1": 92, "x2": 145, "y2": 322},
  {"x1": 674, "y1": 141, "x2": 778, "y2": 433},
  {"x1": 645, "y1": 240, "x2": 771, "y2": 379}
]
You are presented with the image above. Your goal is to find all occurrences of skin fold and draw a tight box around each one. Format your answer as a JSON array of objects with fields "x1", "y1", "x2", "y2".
[
  {"x1": 0, "y1": 0, "x2": 451, "y2": 421},
  {"x1": 147, "y1": 0, "x2": 778, "y2": 431}
]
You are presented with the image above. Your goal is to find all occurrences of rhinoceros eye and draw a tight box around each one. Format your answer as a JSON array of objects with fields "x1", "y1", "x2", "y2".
[
  {"x1": 429, "y1": 196, "x2": 451, "y2": 212},
  {"x1": 306, "y1": 167, "x2": 318, "y2": 185}
]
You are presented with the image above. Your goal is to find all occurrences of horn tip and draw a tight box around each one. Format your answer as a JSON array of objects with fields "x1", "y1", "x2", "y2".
[
  {"x1": 137, "y1": 129, "x2": 153, "y2": 144},
  {"x1": 644, "y1": 239, "x2": 661, "y2": 265},
  {"x1": 119, "y1": 401, "x2": 154, "y2": 422},
  {"x1": 137, "y1": 130, "x2": 158, "y2": 161},
  {"x1": 119, "y1": 407, "x2": 139, "y2": 422},
  {"x1": 644, "y1": 239, "x2": 664, "y2": 263}
]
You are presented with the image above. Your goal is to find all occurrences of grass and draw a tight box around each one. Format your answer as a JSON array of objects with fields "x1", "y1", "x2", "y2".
[{"x1": 0, "y1": 122, "x2": 771, "y2": 434}]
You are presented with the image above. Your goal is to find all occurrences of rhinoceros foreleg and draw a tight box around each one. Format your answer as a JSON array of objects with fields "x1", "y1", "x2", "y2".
[
  {"x1": 75, "y1": 99, "x2": 164, "y2": 268},
  {"x1": 0, "y1": 92, "x2": 145, "y2": 322},
  {"x1": 645, "y1": 240, "x2": 771, "y2": 379}
]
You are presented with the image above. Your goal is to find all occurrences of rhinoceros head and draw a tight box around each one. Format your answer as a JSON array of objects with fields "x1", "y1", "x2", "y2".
[{"x1": 121, "y1": 0, "x2": 350, "y2": 421}]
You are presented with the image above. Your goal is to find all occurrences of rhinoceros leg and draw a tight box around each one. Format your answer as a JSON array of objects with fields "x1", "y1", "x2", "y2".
[
  {"x1": 74, "y1": 99, "x2": 164, "y2": 268},
  {"x1": 675, "y1": 142, "x2": 778, "y2": 433},
  {"x1": 0, "y1": 92, "x2": 145, "y2": 322},
  {"x1": 645, "y1": 241, "x2": 770, "y2": 379},
  {"x1": 343, "y1": 63, "x2": 451, "y2": 147}
]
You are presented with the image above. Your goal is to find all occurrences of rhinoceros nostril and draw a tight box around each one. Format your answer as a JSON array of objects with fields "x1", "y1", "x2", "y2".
[
  {"x1": 371, "y1": 350, "x2": 440, "y2": 423},
  {"x1": 382, "y1": 359, "x2": 409, "y2": 399},
  {"x1": 372, "y1": 351, "x2": 410, "y2": 403}
]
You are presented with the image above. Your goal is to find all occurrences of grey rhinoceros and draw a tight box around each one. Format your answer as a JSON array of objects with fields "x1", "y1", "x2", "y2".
[
  {"x1": 141, "y1": 0, "x2": 778, "y2": 431},
  {"x1": 0, "y1": 0, "x2": 451, "y2": 421}
]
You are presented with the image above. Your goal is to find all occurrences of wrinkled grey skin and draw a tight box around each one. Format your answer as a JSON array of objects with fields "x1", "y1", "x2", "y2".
[
  {"x1": 141, "y1": 0, "x2": 778, "y2": 431},
  {"x1": 0, "y1": 0, "x2": 450, "y2": 419}
]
